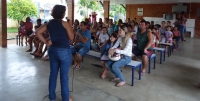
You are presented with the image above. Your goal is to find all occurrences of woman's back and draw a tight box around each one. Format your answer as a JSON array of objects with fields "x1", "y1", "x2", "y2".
[{"x1": 47, "y1": 19, "x2": 70, "y2": 48}]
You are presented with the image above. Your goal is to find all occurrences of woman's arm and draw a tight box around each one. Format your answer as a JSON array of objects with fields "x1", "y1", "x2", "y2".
[
  {"x1": 115, "y1": 38, "x2": 132, "y2": 54},
  {"x1": 36, "y1": 24, "x2": 49, "y2": 45}
]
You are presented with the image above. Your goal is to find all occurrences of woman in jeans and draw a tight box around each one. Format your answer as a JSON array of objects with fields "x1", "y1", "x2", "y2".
[
  {"x1": 36, "y1": 5, "x2": 74, "y2": 101},
  {"x1": 107, "y1": 25, "x2": 132, "y2": 87}
]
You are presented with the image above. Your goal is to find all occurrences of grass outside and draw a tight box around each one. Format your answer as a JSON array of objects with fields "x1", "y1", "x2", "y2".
[
  {"x1": 7, "y1": 27, "x2": 18, "y2": 39},
  {"x1": 7, "y1": 27, "x2": 18, "y2": 33}
]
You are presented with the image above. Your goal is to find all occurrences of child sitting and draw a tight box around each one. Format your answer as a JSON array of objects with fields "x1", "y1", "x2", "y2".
[
  {"x1": 165, "y1": 26, "x2": 173, "y2": 43},
  {"x1": 93, "y1": 27, "x2": 109, "y2": 51},
  {"x1": 151, "y1": 28, "x2": 160, "y2": 47},
  {"x1": 172, "y1": 26, "x2": 180, "y2": 49},
  {"x1": 93, "y1": 26, "x2": 102, "y2": 42},
  {"x1": 100, "y1": 33, "x2": 118, "y2": 79},
  {"x1": 107, "y1": 23, "x2": 113, "y2": 36},
  {"x1": 18, "y1": 21, "x2": 27, "y2": 46}
]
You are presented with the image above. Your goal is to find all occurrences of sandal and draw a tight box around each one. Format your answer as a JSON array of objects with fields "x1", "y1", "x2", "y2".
[
  {"x1": 41, "y1": 55, "x2": 49, "y2": 61},
  {"x1": 116, "y1": 82, "x2": 126, "y2": 87},
  {"x1": 75, "y1": 65, "x2": 81, "y2": 70},
  {"x1": 110, "y1": 78, "x2": 120, "y2": 82},
  {"x1": 72, "y1": 65, "x2": 76, "y2": 69},
  {"x1": 101, "y1": 71, "x2": 107, "y2": 79},
  {"x1": 141, "y1": 72, "x2": 145, "y2": 76}
]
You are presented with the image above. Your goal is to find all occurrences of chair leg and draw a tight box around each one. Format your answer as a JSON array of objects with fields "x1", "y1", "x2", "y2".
[
  {"x1": 19, "y1": 36, "x2": 21, "y2": 46},
  {"x1": 16, "y1": 35, "x2": 18, "y2": 45},
  {"x1": 154, "y1": 57, "x2": 156, "y2": 69},
  {"x1": 131, "y1": 67, "x2": 134, "y2": 86},
  {"x1": 164, "y1": 51, "x2": 166, "y2": 61},
  {"x1": 160, "y1": 51, "x2": 162, "y2": 64},
  {"x1": 139, "y1": 65, "x2": 141, "y2": 80},
  {"x1": 148, "y1": 59, "x2": 151, "y2": 74},
  {"x1": 168, "y1": 46, "x2": 170, "y2": 57}
]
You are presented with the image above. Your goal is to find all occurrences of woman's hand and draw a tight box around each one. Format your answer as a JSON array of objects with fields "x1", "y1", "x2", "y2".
[
  {"x1": 109, "y1": 49, "x2": 114, "y2": 56},
  {"x1": 46, "y1": 39, "x2": 52, "y2": 47}
]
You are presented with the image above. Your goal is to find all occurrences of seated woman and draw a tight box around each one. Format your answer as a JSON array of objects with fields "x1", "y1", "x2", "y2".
[
  {"x1": 151, "y1": 27, "x2": 160, "y2": 47},
  {"x1": 100, "y1": 33, "x2": 118, "y2": 79},
  {"x1": 71, "y1": 21, "x2": 91, "y2": 70},
  {"x1": 106, "y1": 25, "x2": 132, "y2": 87}
]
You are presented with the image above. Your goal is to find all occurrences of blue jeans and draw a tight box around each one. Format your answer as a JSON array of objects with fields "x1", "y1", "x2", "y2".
[
  {"x1": 70, "y1": 45, "x2": 89, "y2": 57},
  {"x1": 48, "y1": 47, "x2": 72, "y2": 101},
  {"x1": 179, "y1": 25, "x2": 185, "y2": 41},
  {"x1": 106, "y1": 55, "x2": 131, "y2": 82}
]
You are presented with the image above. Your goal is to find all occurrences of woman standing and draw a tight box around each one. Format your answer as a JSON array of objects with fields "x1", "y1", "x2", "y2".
[
  {"x1": 36, "y1": 5, "x2": 74, "y2": 101},
  {"x1": 107, "y1": 25, "x2": 132, "y2": 87}
]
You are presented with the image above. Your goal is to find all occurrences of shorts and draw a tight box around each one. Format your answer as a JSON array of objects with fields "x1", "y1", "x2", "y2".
[
  {"x1": 70, "y1": 45, "x2": 89, "y2": 57},
  {"x1": 132, "y1": 48, "x2": 153, "y2": 58},
  {"x1": 173, "y1": 36, "x2": 180, "y2": 40},
  {"x1": 27, "y1": 30, "x2": 33, "y2": 36}
]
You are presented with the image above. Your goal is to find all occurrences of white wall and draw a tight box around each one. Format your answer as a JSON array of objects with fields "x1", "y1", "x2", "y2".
[{"x1": 7, "y1": 19, "x2": 18, "y2": 28}]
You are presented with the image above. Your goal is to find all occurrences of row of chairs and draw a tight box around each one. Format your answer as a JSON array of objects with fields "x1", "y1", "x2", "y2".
[{"x1": 85, "y1": 43, "x2": 173, "y2": 86}]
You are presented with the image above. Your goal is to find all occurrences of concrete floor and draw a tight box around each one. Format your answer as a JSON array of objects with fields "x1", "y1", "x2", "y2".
[{"x1": 1, "y1": 38, "x2": 200, "y2": 101}]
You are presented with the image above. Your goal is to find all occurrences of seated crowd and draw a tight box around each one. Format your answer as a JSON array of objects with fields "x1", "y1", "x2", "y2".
[{"x1": 19, "y1": 15, "x2": 185, "y2": 87}]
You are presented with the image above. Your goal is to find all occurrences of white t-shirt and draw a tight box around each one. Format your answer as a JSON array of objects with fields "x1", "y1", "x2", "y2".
[
  {"x1": 99, "y1": 33, "x2": 109, "y2": 43},
  {"x1": 96, "y1": 30, "x2": 102, "y2": 36}
]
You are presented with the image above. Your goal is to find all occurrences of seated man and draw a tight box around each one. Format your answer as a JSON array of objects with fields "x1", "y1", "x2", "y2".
[
  {"x1": 26, "y1": 18, "x2": 42, "y2": 52},
  {"x1": 132, "y1": 20, "x2": 154, "y2": 75},
  {"x1": 71, "y1": 21, "x2": 91, "y2": 70}
]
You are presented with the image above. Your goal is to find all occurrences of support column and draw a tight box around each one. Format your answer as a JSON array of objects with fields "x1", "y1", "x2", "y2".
[
  {"x1": 67, "y1": 0, "x2": 74, "y2": 26},
  {"x1": 103, "y1": 1, "x2": 110, "y2": 19},
  {"x1": 126, "y1": 4, "x2": 130, "y2": 20},
  {"x1": 0, "y1": 0, "x2": 7, "y2": 47}
]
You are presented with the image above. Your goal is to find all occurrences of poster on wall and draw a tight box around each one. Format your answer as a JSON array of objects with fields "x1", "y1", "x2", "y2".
[{"x1": 137, "y1": 8, "x2": 143, "y2": 16}]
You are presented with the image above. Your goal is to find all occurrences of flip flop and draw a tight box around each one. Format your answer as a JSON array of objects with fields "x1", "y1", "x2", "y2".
[
  {"x1": 72, "y1": 65, "x2": 76, "y2": 69},
  {"x1": 75, "y1": 65, "x2": 81, "y2": 70},
  {"x1": 141, "y1": 72, "x2": 145, "y2": 76},
  {"x1": 116, "y1": 82, "x2": 126, "y2": 87},
  {"x1": 30, "y1": 53, "x2": 35, "y2": 55}
]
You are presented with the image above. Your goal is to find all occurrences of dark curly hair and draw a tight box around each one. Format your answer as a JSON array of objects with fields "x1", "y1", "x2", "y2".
[{"x1": 51, "y1": 5, "x2": 66, "y2": 19}]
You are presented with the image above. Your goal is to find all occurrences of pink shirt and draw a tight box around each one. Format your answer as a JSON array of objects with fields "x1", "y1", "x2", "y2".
[
  {"x1": 25, "y1": 22, "x2": 33, "y2": 31},
  {"x1": 173, "y1": 30, "x2": 179, "y2": 36}
]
